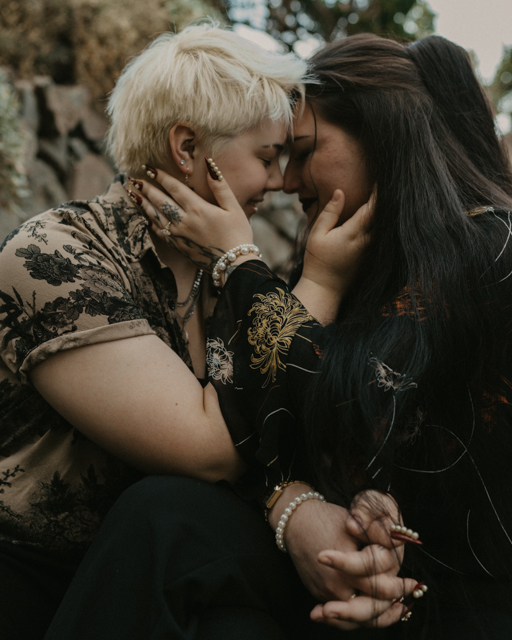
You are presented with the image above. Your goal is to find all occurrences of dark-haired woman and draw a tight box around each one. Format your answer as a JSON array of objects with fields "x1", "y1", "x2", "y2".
[{"x1": 138, "y1": 34, "x2": 512, "y2": 638}]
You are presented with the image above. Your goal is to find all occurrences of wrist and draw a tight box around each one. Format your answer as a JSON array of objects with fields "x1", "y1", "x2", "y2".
[
  {"x1": 293, "y1": 275, "x2": 342, "y2": 326},
  {"x1": 212, "y1": 244, "x2": 262, "y2": 287},
  {"x1": 267, "y1": 483, "x2": 318, "y2": 530}
]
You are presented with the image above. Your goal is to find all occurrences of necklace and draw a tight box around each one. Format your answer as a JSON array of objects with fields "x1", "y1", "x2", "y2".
[
  {"x1": 176, "y1": 268, "x2": 203, "y2": 307},
  {"x1": 176, "y1": 269, "x2": 203, "y2": 345}
]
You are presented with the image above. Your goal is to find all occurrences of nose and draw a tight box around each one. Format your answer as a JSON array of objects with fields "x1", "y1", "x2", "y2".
[
  {"x1": 266, "y1": 162, "x2": 284, "y2": 192},
  {"x1": 283, "y1": 160, "x2": 299, "y2": 194}
]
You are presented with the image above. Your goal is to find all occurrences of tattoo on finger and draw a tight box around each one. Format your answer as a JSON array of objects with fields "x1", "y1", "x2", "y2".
[{"x1": 161, "y1": 201, "x2": 182, "y2": 225}]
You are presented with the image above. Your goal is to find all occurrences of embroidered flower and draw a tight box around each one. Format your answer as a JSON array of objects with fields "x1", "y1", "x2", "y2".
[
  {"x1": 369, "y1": 356, "x2": 417, "y2": 393},
  {"x1": 248, "y1": 288, "x2": 313, "y2": 388},
  {"x1": 206, "y1": 338, "x2": 234, "y2": 384}
]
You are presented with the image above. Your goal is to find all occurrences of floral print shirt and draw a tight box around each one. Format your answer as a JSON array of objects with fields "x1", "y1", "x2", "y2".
[
  {"x1": 207, "y1": 260, "x2": 323, "y2": 498},
  {"x1": 0, "y1": 176, "x2": 197, "y2": 560}
]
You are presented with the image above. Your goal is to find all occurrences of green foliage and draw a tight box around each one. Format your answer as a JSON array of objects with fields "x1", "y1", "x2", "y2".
[
  {"x1": 489, "y1": 46, "x2": 512, "y2": 119},
  {"x1": 0, "y1": 70, "x2": 30, "y2": 215},
  {"x1": 0, "y1": 0, "x2": 221, "y2": 106},
  {"x1": 209, "y1": 0, "x2": 435, "y2": 50}
]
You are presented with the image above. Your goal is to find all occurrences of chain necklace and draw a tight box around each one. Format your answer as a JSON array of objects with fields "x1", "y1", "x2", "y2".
[{"x1": 176, "y1": 269, "x2": 203, "y2": 345}]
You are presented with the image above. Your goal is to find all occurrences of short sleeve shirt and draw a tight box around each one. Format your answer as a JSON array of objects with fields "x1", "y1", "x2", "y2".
[{"x1": 0, "y1": 176, "x2": 195, "y2": 560}]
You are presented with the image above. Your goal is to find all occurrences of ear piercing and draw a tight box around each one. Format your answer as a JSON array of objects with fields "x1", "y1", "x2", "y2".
[
  {"x1": 180, "y1": 160, "x2": 185, "y2": 165},
  {"x1": 205, "y1": 157, "x2": 224, "y2": 181}
]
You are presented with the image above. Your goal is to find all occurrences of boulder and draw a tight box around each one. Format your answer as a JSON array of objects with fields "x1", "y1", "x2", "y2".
[{"x1": 67, "y1": 152, "x2": 115, "y2": 200}]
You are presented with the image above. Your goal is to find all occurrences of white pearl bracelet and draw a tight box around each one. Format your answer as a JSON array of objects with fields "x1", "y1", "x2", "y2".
[
  {"x1": 275, "y1": 491, "x2": 326, "y2": 553},
  {"x1": 212, "y1": 244, "x2": 262, "y2": 288}
]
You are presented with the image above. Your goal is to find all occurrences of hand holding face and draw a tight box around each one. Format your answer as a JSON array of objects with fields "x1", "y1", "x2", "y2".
[
  {"x1": 126, "y1": 162, "x2": 255, "y2": 274},
  {"x1": 302, "y1": 187, "x2": 375, "y2": 301}
]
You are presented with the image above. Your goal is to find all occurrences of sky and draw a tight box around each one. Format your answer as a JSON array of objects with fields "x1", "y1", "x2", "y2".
[
  {"x1": 427, "y1": 0, "x2": 512, "y2": 82},
  {"x1": 234, "y1": 0, "x2": 512, "y2": 132}
]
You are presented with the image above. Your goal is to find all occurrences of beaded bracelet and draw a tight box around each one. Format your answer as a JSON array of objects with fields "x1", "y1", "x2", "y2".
[
  {"x1": 275, "y1": 491, "x2": 326, "y2": 553},
  {"x1": 212, "y1": 244, "x2": 262, "y2": 288}
]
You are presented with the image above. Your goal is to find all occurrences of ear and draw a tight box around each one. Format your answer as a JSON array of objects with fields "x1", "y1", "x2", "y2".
[{"x1": 169, "y1": 123, "x2": 196, "y2": 175}]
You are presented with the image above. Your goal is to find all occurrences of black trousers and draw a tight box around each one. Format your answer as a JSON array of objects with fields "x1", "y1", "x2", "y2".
[{"x1": 43, "y1": 476, "x2": 340, "y2": 640}]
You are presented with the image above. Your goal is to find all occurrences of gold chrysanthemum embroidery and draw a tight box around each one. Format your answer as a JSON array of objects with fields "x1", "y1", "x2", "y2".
[{"x1": 247, "y1": 288, "x2": 313, "y2": 388}]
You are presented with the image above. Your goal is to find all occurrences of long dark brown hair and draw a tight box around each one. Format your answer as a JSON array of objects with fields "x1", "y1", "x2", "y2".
[{"x1": 303, "y1": 34, "x2": 512, "y2": 525}]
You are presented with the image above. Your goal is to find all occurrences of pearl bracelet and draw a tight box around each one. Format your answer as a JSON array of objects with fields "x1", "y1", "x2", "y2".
[
  {"x1": 212, "y1": 244, "x2": 262, "y2": 288},
  {"x1": 275, "y1": 491, "x2": 326, "y2": 553}
]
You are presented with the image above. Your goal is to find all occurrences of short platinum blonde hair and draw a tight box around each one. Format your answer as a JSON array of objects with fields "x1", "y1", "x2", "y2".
[{"x1": 107, "y1": 22, "x2": 308, "y2": 175}]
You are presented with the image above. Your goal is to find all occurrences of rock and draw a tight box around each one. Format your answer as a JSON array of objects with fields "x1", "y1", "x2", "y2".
[
  {"x1": 19, "y1": 158, "x2": 68, "y2": 219},
  {"x1": 0, "y1": 206, "x2": 25, "y2": 245},
  {"x1": 38, "y1": 136, "x2": 70, "y2": 176},
  {"x1": 261, "y1": 205, "x2": 302, "y2": 241},
  {"x1": 68, "y1": 137, "x2": 90, "y2": 161},
  {"x1": 81, "y1": 107, "x2": 110, "y2": 141},
  {"x1": 67, "y1": 152, "x2": 115, "y2": 200},
  {"x1": 39, "y1": 83, "x2": 90, "y2": 137},
  {"x1": 14, "y1": 79, "x2": 39, "y2": 132},
  {"x1": 252, "y1": 214, "x2": 295, "y2": 277}
]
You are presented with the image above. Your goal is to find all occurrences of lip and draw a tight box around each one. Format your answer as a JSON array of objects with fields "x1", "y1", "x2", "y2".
[{"x1": 245, "y1": 199, "x2": 264, "y2": 216}]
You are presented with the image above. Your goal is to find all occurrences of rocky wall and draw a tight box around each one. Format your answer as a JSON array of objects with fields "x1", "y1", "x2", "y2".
[{"x1": 0, "y1": 75, "x2": 305, "y2": 278}]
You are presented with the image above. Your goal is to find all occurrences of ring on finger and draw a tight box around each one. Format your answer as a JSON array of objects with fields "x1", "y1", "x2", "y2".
[{"x1": 162, "y1": 221, "x2": 172, "y2": 236}]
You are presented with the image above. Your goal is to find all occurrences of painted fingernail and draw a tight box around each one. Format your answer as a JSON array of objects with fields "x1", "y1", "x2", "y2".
[
  {"x1": 412, "y1": 582, "x2": 428, "y2": 598},
  {"x1": 127, "y1": 190, "x2": 142, "y2": 206},
  {"x1": 391, "y1": 596, "x2": 405, "y2": 606},
  {"x1": 390, "y1": 525, "x2": 422, "y2": 545},
  {"x1": 390, "y1": 532, "x2": 423, "y2": 545},
  {"x1": 205, "y1": 157, "x2": 223, "y2": 181},
  {"x1": 129, "y1": 177, "x2": 143, "y2": 190},
  {"x1": 401, "y1": 603, "x2": 414, "y2": 622},
  {"x1": 400, "y1": 603, "x2": 414, "y2": 622},
  {"x1": 142, "y1": 164, "x2": 157, "y2": 179}
]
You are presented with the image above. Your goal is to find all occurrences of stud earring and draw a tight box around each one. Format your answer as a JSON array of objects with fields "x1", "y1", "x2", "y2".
[{"x1": 180, "y1": 160, "x2": 185, "y2": 165}]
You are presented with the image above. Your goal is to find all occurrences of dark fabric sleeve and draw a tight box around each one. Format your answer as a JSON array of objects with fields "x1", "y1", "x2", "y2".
[{"x1": 206, "y1": 260, "x2": 324, "y2": 498}]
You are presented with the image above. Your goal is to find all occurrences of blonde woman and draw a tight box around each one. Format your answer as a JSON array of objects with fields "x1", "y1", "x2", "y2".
[{"x1": 0, "y1": 24, "x2": 410, "y2": 639}]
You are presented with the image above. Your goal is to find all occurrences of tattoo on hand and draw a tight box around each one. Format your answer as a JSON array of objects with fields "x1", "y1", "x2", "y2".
[
  {"x1": 161, "y1": 201, "x2": 182, "y2": 225},
  {"x1": 170, "y1": 234, "x2": 223, "y2": 271}
]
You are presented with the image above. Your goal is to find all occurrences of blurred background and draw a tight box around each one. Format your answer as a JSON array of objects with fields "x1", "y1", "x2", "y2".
[{"x1": 1, "y1": 0, "x2": 512, "y2": 274}]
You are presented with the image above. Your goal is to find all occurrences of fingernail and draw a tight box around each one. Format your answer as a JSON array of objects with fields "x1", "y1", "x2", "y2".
[
  {"x1": 391, "y1": 596, "x2": 405, "y2": 606},
  {"x1": 142, "y1": 164, "x2": 157, "y2": 179},
  {"x1": 390, "y1": 532, "x2": 423, "y2": 545},
  {"x1": 390, "y1": 524, "x2": 422, "y2": 545},
  {"x1": 205, "y1": 157, "x2": 223, "y2": 181},
  {"x1": 331, "y1": 190, "x2": 341, "y2": 204},
  {"x1": 400, "y1": 603, "x2": 414, "y2": 622},
  {"x1": 318, "y1": 555, "x2": 333, "y2": 566},
  {"x1": 413, "y1": 582, "x2": 428, "y2": 598},
  {"x1": 129, "y1": 177, "x2": 143, "y2": 190},
  {"x1": 127, "y1": 190, "x2": 142, "y2": 206}
]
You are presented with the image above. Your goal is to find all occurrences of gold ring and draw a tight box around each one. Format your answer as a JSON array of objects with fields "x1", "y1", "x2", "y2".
[{"x1": 162, "y1": 221, "x2": 172, "y2": 236}]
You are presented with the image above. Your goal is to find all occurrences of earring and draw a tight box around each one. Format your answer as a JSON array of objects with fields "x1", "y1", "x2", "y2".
[
  {"x1": 180, "y1": 160, "x2": 185, "y2": 165},
  {"x1": 184, "y1": 174, "x2": 189, "y2": 187}
]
